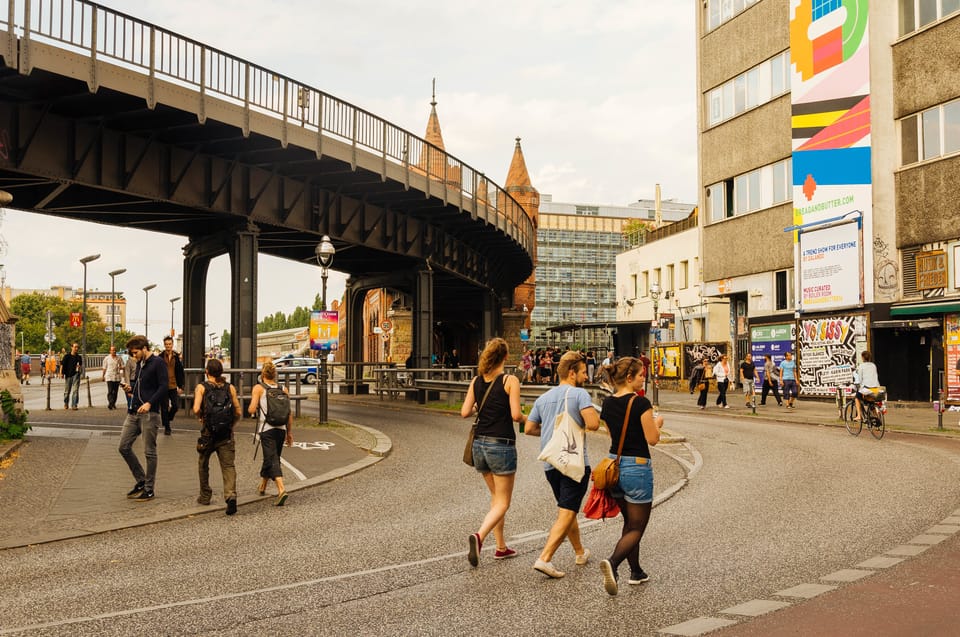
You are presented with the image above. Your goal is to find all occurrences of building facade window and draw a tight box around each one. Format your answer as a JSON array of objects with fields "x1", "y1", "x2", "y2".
[
  {"x1": 666, "y1": 264, "x2": 675, "y2": 291},
  {"x1": 680, "y1": 260, "x2": 689, "y2": 289},
  {"x1": 901, "y1": 98, "x2": 960, "y2": 165},
  {"x1": 707, "y1": 158, "x2": 792, "y2": 223},
  {"x1": 899, "y1": 0, "x2": 960, "y2": 37},
  {"x1": 775, "y1": 269, "x2": 791, "y2": 311},
  {"x1": 706, "y1": 0, "x2": 760, "y2": 31},
  {"x1": 706, "y1": 52, "x2": 790, "y2": 128}
]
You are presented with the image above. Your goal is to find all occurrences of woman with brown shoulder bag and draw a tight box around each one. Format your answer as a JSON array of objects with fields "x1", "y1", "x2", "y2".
[{"x1": 597, "y1": 357, "x2": 664, "y2": 596}]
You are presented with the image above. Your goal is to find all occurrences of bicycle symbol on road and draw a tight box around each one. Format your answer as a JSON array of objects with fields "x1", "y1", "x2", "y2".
[{"x1": 291, "y1": 441, "x2": 336, "y2": 451}]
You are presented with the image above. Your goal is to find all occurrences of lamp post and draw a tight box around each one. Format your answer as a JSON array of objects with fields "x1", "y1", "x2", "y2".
[
  {"x1": 169, "y1": 297, "x2": 181, "y2": 339},
  {"x1": 79, "y1": 254, "x2": 101, "y2": 360},
  {"x1": 107, "y1": 268, "x2": 126, "y2": 348},
  {"x1": 142, "y1": 284, "x2": 156, "y2": 344},
  {"x1": 315, "y1": 235, "x2": 336, "y2": 424},
  {"x1": 650, "y1": 282, "x2": 661, "y2": 408},
  {"x1": 209, "y1": 331, "x2": 216, "y2": 353}
]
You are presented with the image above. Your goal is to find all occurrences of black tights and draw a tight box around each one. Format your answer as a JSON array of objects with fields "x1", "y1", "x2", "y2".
[{"x1": 608, "y1": 500, "x2": 652, "y2": 575}]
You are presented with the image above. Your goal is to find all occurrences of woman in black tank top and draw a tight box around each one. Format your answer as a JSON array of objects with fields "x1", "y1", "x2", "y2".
[{"x1": 460, "y1": 338, "x2": 527, "y2": 567}]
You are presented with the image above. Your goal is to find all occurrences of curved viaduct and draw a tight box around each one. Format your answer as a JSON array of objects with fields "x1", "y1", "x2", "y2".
[{"x1": 0, "y1": 1, "x2": 534, "y2": 368}]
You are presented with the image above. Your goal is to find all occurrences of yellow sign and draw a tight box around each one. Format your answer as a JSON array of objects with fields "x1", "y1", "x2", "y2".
[{"x1": 916, "y1": 250, "x2": 947, "y2": 291}]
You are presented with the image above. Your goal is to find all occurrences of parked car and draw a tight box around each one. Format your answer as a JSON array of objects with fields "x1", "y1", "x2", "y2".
[{"x1": 271, "y1": 356, "x2": 319, "y2": 384}]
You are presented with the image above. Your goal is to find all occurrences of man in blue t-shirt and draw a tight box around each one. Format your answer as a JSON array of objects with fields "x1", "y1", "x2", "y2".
[
  {"x1": 778, "y1": 351, "x2": 800, "y2": 409},
  {"x1": 524, "y1": 351, "x2": 600, "y2": 579}
]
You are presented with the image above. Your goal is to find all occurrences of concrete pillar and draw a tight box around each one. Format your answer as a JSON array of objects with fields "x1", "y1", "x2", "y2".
[
  {"x1": 501, "y1": 309, "x2": 528, "y2": 368},
  {"x1": 388, "y1": 308, "x2": 413, "y2": 364}
]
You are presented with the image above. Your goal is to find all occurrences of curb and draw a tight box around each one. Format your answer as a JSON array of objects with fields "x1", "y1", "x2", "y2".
[{"x1": 0, "y1": 439, "x2": 24, "y2": 462}]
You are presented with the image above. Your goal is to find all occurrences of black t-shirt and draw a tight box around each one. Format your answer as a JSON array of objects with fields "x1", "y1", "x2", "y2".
[
  {"x1": 740, "y1": 361, "x2": 756, "y2": 380},
  {"x1": 600, "y1": 393, "x2": 652, "y2": 458},
  {"x1": 473, "y1": 374, "x2": 515, "y2": 441}
]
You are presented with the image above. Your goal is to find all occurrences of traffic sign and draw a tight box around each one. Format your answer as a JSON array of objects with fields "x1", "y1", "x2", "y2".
[
  {"x1": 44, "y1": 334, "x2": 54, "y2": 343},
  {"x1": 380, "y1": 319, "x2": 393, "y2": 332}
]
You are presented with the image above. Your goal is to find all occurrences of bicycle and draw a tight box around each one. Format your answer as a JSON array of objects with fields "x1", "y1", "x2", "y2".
[{"x1": 843, "y1": 385, "x2": 886, "y2": 439}]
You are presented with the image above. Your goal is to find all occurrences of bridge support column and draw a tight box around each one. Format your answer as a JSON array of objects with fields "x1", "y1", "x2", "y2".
[
  {"x1": 415, "y1": 268, "x2": 434, "y2": 370},
  {"x1": 481, "y1": 291, "x2": 497, "y2": 345},
  {"x1": 342, "y1": 278, "x2": 369, "y2": 394},
  {"x1": 182, "y1": 247, "x2": 212, "y2": 370},
  {"x1": 501, "y1": 309, "x2": 527, "y2": 369},
  {"x1": 229, "y1": 225, "x2": 259, "y2": 371}
]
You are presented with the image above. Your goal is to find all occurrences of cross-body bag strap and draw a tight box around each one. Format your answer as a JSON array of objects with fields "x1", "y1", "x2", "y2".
[
  {"x1": 474, "y1": 376, "x2": 497, "y2": 424},
  {"x1": 613, "y1": 395, "x2": 636, "y2": 463}
]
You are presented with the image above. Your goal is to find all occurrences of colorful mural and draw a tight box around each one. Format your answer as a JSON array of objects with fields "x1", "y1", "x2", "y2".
[
  {"x1": 791, "y1": 0, "x2": 872, "y2": 307},
  {"x1": 797, "y1": 313, "x2": 868, "y2": 396}
]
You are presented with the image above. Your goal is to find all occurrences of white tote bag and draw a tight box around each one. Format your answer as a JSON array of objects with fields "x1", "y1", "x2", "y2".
[{"x1": 536, "y1": 388, "x2": 585, "y2": 481}]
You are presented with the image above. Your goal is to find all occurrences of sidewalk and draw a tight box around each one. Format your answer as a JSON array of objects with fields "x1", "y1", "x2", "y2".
[{"x1": 0, "y1": 392, "x2": 390, "y2": 549}]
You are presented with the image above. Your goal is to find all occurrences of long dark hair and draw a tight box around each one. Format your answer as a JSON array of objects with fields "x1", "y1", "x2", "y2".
[{"x1": 205, "y1": 358, "x2": 226, "y2": 384}]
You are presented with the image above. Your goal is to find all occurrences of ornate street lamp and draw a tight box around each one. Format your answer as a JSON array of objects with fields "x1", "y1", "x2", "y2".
[
  {"x1": 650, "y1": 282, "x2": 661, "y2": 408},
  {"x1": 315, "y1": 235, "x2": 336, "y2": 424}
]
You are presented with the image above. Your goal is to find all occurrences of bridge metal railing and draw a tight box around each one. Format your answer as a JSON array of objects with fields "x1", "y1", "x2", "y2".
[{"x1": 0, "y1": 0, "x2": 534, "y2": 257}]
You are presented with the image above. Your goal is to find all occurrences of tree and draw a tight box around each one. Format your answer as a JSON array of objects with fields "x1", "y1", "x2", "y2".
[
  {"x1": 623, "y1": 218, "x2": 655, "y2": 247},
  {"x1": 219, "y1": 329, "x2": 231, "y2": 352},
  {"x1": 10, "y1": 292, "x2": 113, "y2": 353}
]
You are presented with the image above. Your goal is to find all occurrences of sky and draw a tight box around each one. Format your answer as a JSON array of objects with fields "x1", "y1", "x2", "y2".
[{"x1": 0, "y1": 0, "x2": 698, "y2": 341}]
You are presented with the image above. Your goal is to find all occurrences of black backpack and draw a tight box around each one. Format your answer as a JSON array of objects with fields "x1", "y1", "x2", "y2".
[
  {"x1": 203, "y1": 381, "x2": 235, "y2": 438},
  {"x1": 260, "y1": 382, "x2": 291, "y2": 427}
]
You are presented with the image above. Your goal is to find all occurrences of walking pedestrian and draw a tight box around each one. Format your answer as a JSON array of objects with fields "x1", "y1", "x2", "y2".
[
  {"x1": 102, "y1": 345, "x2": 124, "y2": 410},
  {"x1": 597, "y1": 357, "x2": 664, "y2": 595},
  {"x1": 689, "y1": 359, "x2": 708, "y2": 409},
  {"x1": 739, "y1": 353, "x2": 757, "y2": 408},
  {"x1": 639, "y1": 351, "x2": 652, "y2": 395},
  {"x1": 461, "y1": 337, "x2": 526, "y2": 567},
  {"x1": 585, "y1": 351, "x2": 596, "y2": 383},
  {"x1": 61, "y1": 343, "x2": 83, "y2": 409},
  {"x1": 760, "y1": 355, "x2": 783, "y2": 406},
  {"x1": 523, "y1": 351, "x2": 599, "y2": 579},
  {"x1": 714, "y1": 354, "x2": 730, "y2": 408},
  {"x1": 40, "y1": 351, "x2": 47, "y2": 382},
  {"x1": 159, "y1": 336, "x2": 185, "y2": 435},
  {"x1": 118, "y1": 335, "x2": 168, "y2": 502},
  {"x1": 192, "y1": 358, "x2": 241, "y2": 515},
  {"x1": 779, "y1": 351, "x2": 800, "y2": 409},
  {"x1": 44, "y1": 351, "x2": 57, "y2": 383},
  {"x1": 123, "y1": 352, "x2": 138, "y2": 411},
  {"x1": 19, "y1": 351, "x2": 31, "y2": 385},
  {"x1": 249, "y1": 361, "x2": 293, "y2": 506}
]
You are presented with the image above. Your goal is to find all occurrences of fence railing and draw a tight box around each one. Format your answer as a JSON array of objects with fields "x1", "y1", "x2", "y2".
[{"x1": 4, "y1": 0, "x2": 534, "y2": 256}]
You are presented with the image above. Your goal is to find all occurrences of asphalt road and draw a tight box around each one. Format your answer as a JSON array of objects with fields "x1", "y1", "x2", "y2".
[{"x1": 2, "y1": 398, "x2": 960, "y2": 636}]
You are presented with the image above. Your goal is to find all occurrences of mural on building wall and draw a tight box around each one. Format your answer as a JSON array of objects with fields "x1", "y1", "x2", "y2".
[
  {"x1": 873, "y1": 236, "x2": 898, "y2": 300},
  {"x1": 797, "y1": 313, "x2": 868, "y2": 396},
  {"x1": 683, "y1": 342, "x2": 727, "y2": 380},
  {"x1": 791, "y1": 1, "x2": 872, "y2": 306}
]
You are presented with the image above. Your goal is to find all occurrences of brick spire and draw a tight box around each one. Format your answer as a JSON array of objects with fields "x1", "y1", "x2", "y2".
[{"x1": 424, "y1": 78, "x2": 445, "y2": 151}]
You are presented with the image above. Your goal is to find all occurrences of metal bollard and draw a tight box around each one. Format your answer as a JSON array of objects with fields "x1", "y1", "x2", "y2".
[
  {"x1": 46, "y1": 376, "x2": 52, "y2": 411},
  {"x1": 86, "y1": 377, "x2": 93, "y2": 407}
]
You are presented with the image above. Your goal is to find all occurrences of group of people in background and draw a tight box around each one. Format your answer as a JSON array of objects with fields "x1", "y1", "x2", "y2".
[
  {"x1": 462, "y1": 340, "x2": 664, "y2": 596},
  {"x1": 688, "y1": 351, "x2": 800, "y2": 410},
  {"x1": 520, "y1": 347, "x2": 618, "y2": 386}
]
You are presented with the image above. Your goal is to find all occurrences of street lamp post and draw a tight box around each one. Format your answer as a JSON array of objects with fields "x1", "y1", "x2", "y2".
[
  {"x1": 142, "y1": 284, "x2": 156, "y2": 344},
  {"x1": 107, "y1": 268, "x2": 126, "y2": 348},
  {"x1": 169, "y1": 297, "x2": 181, "y2": 340},
  {"x1": 315, "y1": 235, "x2": 336, "y2": 424},
  {"x1": 650, "y1": 282, "x2": 661, "y2": 408},
  {"x1": 79, "y1": 254, "x2": 101, "y2": 361}
]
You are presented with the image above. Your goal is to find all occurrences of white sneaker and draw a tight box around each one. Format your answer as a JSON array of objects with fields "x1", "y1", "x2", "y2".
[
  {"x1": 533, "y1": 559, "x2": 565, "y2": 579},
  {"x1": 575, "y1": 548, "x2": 591, "y2": 566}
]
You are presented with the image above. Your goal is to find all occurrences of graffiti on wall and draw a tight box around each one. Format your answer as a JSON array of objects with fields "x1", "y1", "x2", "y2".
[
  {"x1": 873, "y1": 237, "x2": 898, "y2": 301},
  {"x1": 797, "y1": 314, "x2": 868, "y2": 395},
  {"x1": 683, "y1": 342, "x2": 727, "y2": 380}
]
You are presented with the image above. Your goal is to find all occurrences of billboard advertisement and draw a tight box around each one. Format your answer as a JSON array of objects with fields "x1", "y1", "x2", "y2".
[
  {"x1": 750, "y1": 323, "x2": 795, "y2": 390},
  {"x1": 791, "y1": 1, "x2": 871, "y2": 304},
  {"x1": 799, "y1": 221, "x2": 861, "y2": 311},
  {"x1": 946, "y1": 313, "x2": 960, "y2": 402},
  {"x1": 797, "y1": 313, "x2": 868, "y2": 396},
  {"x1": 310, "y1": 310, "x2": 339, "y2": 351}
]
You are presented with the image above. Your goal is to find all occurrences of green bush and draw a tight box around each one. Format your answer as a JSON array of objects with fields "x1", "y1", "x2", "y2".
[{"x1": 0, "y1": 389, "x2": 29, "y2": 440}]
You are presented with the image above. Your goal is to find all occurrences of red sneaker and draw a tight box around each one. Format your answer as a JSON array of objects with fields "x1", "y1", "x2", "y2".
[{"x1": 494, "y1": 547, "x2": 517, "y2": 560}]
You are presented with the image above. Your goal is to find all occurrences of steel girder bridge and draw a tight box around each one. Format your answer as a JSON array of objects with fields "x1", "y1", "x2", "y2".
[{"x1": 0, "y1": 0, "x2": 534, "y2": 369}]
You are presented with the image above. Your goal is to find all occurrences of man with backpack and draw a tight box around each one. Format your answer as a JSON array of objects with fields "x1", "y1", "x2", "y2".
[
  {"x1": 118, "y1": 335, "x2": 169, "y2": 502},
  {"x1": 192, "y1": 358, "x2": 241, "y2": 515},
  {"x1": 249, "y1": 360, "x2": 293, "y2": 506}
]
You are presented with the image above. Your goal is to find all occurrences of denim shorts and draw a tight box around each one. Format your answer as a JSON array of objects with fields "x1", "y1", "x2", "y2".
[
  {"x1": 472, "y1": 437, "x2": 518, "y2": 475},
  {"x1": 608, "y1": 455, "x2": 654, "y2": 504},
  {"x1": 782, "y1": 380, "x2": 798, "y2": 398}
]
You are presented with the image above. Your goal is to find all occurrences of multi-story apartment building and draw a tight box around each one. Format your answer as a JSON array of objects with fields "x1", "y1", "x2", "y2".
[
  {"x1": 697, "y1": 0, "x2": 960, "y2": 402},
  {"x1": 2, "y1": 285, "x2": 127, "y2": 333},
  {"x1": 530, "y1": 196, "x2": 695, "y2": 350}
]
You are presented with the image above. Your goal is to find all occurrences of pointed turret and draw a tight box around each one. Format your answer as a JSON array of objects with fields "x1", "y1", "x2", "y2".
[
  {"x1": 501, "y1": 137, "x2": 539, "y2": 316},
  {"x1": 417, "y1": 79, "x2": 460, "y2": 186},
  {"x1": 424, "y1": 80, "x2": 446, "y2": 152}
]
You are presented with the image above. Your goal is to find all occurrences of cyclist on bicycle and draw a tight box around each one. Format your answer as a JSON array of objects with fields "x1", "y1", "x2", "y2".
[{"x1": 853, "y1": 350, "x2": 881, "y2": 422}]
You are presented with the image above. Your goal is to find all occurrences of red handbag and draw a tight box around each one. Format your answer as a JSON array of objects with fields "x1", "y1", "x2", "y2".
[{"x1": 583, "y1": 485, "x2": 621, "y2": 520}]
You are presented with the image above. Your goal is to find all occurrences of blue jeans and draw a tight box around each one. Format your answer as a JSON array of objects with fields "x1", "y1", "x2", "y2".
[
  {"x1": 118, "y1": 412, "x2": 160, "y2": 490},
  {"x1": 63, "y1": 374, "x2": 81, "y2": 408}
]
